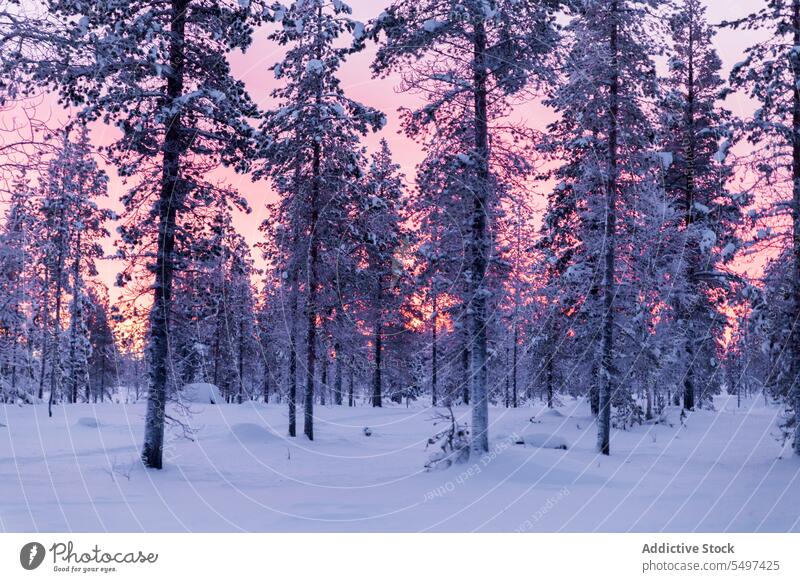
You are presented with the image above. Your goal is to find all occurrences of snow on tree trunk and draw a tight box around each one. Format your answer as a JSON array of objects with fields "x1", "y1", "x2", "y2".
[
  {"x1": 334, "y1": 342, "x2": 343, "y2": 406},
  {"x1": 304, "y1": 135, "x2": 321, "y2": 441},
  {"x1": 372, "y1": 280, "x2": 383, "y2": 408},
  {"x1": 142, "y1": 0, "x2": 188, "y2": 470},
  {"x1": 792, "y1": 0, "x2": 800, "y2": 456},
  {"x1": 597, "y1": 1, "x2": 620, "y2": 457},
  {"x1": 468, "y1": 10, "x2": 490, "y2": 455},
  {"x1": 288, "y1": 285, "x2": 298, "y2": 437}
]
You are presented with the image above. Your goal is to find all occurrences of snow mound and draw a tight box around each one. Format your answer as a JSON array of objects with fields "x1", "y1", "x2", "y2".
[
  {"x1": 180, "y1": 383, "x2": 220, "y2": 404},
  {"x1": 76, "y1": 417, "x2": 103, "y2": 428},
  {"x1": 518, "y1": 433, "x2": 568, "y2": 450},
  {"x1": 229, "y1": 423, "x2": 278, "y2": 444},
  {"x1": 539, "y1": 408, "x2": 564, "y2": 418}
]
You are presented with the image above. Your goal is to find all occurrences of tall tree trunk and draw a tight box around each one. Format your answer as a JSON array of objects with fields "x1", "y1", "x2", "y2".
[
  {"x1": 683, "y1": 1, "x2": 697, "y2": 412},
  {"x1": 348, "y1": 358, "x2": 354, "y2": 407},
  {"x1": 512, "y1": 323, "x2": 518, "y2": 407},
  {"x1": 304, "y1": 214, "x2": 318, "y2": 441},
  {"x1": 431, "y1": 292, "x2": 438, "y2": 407},
  {"x1": 9, "y1": 321, "x2": 19, "y2": 397},
  {"x1": 303, "y1": 4, "x2": 324, "y2": 441},
  {"x1": 504, "y1": 346, "x2": 510, "y2": 407},
  {"x1": 597, "y1": 2, "x2": 619, "y2": 456},
  {"x1": 319, "y1": 348, "x2": 327, "y2": 406},
  {"x1": 48, "y1": 240, "x2": 66, "y2": 418},
  {"x1": 66, "y1": 230, "x2": 83, "y2": 404},
  {"x1": 37, "y1": 282, "x2": 49, "y2": 401},
  {"x1": 288, "y1": 284, "x2": 298, "y2": 436},
  {"x1": 546, "y1": 346, "x2": 554, "y2": 409},
  {"x1": 263, "y1": 359, "x2": 270, "y2": 403},
  {"x1": 237, "y1": 318, "x2": 245, "y2": 404},
  {"x1": 462, "y1": 332, "x2": 470, "y2": 404},
  {"x1": 372, "y1": 280, "x2": 383, "y2": 407},
  {"x1": 141, "y1": 0, "x2": 187, "y2": 469},
  {"x1": 334, "y1": 342, "x2": 343, "y2": 405},
  {"x1": 99, "y1": 350, "x2": 106, "y2": 404},
  {"x1": 212, "y1": 314, "x2": 221, "y2": 387},
  {"x1": 469, "y1": 10, "x2": 490, "y2": 455},
  {"x1": 792, "y1": 0, "x2": 800, "y2": 455}
]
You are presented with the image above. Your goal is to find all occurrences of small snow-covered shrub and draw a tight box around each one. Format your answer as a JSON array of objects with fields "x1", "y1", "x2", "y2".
[
  {"x1": 105, "y1": 456, "x2": 137, "y2": 482},
  {"x1": 424, "y1": 405, "x2": 469, "y2": 470}
]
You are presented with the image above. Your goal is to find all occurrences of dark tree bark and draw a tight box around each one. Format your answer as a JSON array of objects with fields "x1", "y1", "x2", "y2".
[
  {"x1": 48, "y1": 218, "x2": 66, "y2": 418},
  {"x1": 792, "y1": 0, "x2": 800, "y2": 455},
  {"x1": 461, "y1": 333, "x2": 470, "y2": 405},
  {"x1": 431, "y1": 292, "x2": 438, "y2": 407},
  {"x1": 303, "y1": 138, "x2": 321, "y2": 440},
  {"x1": 348, "y1": 358, "x2": 354, "y2": 407},
  {"x1": 263, "y1": 359, "x2": 270, "y2": 404},
  {"x1": 288, "y1": 286, "x2": 298, "y2": 436},
  {"x1": 372, "y1": 279, "x2": 383, "y2": 407},
  {"x1": 142, "y1": 0, "x2": 188, "y2": 469},
  {"x1": 237, "y1": 318, "x2": 245, "y2": 404},
  {"x1": 597, "y1": 0, "x2": 619, "y2": 456},
  {"x1": 512, "y1": 323, "x2": 519, "y2": 408},
  {"x1": 66, "y1": 229, "x2": 83, "y2": 404},
  {"x1": 319, "y1": 348, "x2": 327, "y2": 406},
  {"x1": 469, "y1": 9, "x2": 490, "y2": 454},
  {"x1": 682, "y1": 1, "x2": 698, "y2": 412},
  {"x1": 334, "y1": 342, "x2": 343, "y2": 405}
]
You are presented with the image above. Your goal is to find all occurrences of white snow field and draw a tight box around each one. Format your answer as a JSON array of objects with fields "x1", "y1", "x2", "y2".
[{"x1": 1, "y1": 395, "x2": 798, "y2": 532}]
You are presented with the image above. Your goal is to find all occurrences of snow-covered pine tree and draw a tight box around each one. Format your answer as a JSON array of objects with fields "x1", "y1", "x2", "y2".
[
  {"x1": 500, "y1": 200, "x2": 539, "y2": 408},
  {"x1": 742, "y1": 255, "x2": 798, "y2": 442},
  {"x1": 412, "y1": 142, "x2": 472, "y2": 407},
  {"x1": 540, "y1": 0, "x2": 665, "y2": 454},
  {"x1": 0, "y1": 1, "x2": 57, "y2": 170},
  {"x1": 535, "y1": 165, "x2": 607, "y2": 415},
  {"x1": 33, "y1": 129, "x2": 110, "y2": 415},
  {"x1": 372, "y1": 0, "x2": 562, "y2": 455},
  {"x1": 254, "y1": 285, "x2": 281, "y2": 405},
  {"x1": 0, "y1": 178, "x2": 35, "y2": 403},
  {"x1": 61, "y1": 128, "x2": 110, "y2": 405},
  {"x1": 162, "y1": 192, "x2": 257, "y2": 402},
  {"x1": 257, "y1": 0, "x2": 384, "y2": 440},
  {"x1": 259, "y1": 191, "x2": 304, "y2": 434},
  {"x1": 218, "y1": 230, "x2": 259, "y2": 404},
  {"x1": 658, "y1": 0, "x2": 744, "y2": 411},
  {"x1": 35, "y1": 162, "x2": 70, "y2": 415},
  {"x1": 411, "y1": 130, "x2": 513, "y2": 409},
  {"x1": 24, "y1": 0, "x2": 263, "y2": 467},
  {"x1": 724, "y1": 0, "x2": 800, "y2": 454},
  {"x1": 353, "y1": 140, "x2": 406, "y2": 407},
  {"x1": 84, "y1": 285, "x2": 116, "y2": 403}
]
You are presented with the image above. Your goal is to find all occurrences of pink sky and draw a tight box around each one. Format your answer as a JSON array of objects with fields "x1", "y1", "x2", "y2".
[{"x1": 5, "y1": 0, "x2": 768, "y2": 298}]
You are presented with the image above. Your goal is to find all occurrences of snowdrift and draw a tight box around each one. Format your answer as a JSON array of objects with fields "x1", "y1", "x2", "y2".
[
  {"x1": 517, "y1": 433, "x2": 569, "y2": 450},
  {"x1": 228, "y1": 423, "x2": 279, "y2": 444},
  {"x1": 75, "y1": 416, "x2": 103, "y2": 428},
  {"x1": 180, "y1": 383, "x2": 221, "y2": 404}
]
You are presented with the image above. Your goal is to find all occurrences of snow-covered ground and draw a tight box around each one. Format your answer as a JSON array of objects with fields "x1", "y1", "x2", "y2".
[{"x1": 1, "y1": 395, "x2": 798, "y2": 532}]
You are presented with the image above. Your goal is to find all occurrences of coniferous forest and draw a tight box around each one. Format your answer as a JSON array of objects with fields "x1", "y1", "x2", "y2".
[{"x1": 1, "y1": 0, "x2": 799, "y2": 532}]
